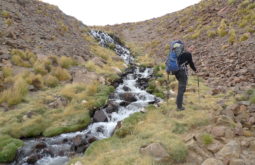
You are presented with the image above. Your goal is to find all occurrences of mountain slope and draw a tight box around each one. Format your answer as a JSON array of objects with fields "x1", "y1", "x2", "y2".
[{"x1": 101, "y1": 0, "x2": 255, "y2": 89}]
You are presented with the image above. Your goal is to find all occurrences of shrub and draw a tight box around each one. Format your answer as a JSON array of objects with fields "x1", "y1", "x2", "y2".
[
  {"x1": 59, "y1": 56, "x2": 75, "y2": 69},
  {"x1": 201, "y1": 133, "x2": 214, "y2": 145},
  {"x1": 240, "y1": 33, "x2": 249, "y2": 41},
  {"x1": 52, "y1": 67, "x2": 71, "y2": 81},
  {"x1": 2, "y1": 66, "x2": 13, "y2": 78},
  {"x1": 228, "y1": 28, "x2": 236, "y2": 44},
  {"x1": 44, "y1": 75, "x2": 59, "y2": 87},
  {"x1": 217, "y1": 19, "x2": 228, "y2": 37}
]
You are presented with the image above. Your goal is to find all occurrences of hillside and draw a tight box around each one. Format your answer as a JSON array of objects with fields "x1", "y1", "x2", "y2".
[
  {"x1": 101, "y1": 0, "x2": 255, "y2": 90},
  {"x1": 0, "y1": 0, "x2": 127, "y2": 163}
]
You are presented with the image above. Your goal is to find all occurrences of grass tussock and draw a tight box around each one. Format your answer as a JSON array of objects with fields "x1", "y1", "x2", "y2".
[
  {"x1": 0, "y1": 77, "x2": 28, "y2": 106},
  {"x1": 217, "y1": 19, "x2": 228, "y2": 37},
  {"x1": 2, "y1": 66, "x2": 13, "y2": 78},
  {"x1": 10, "y1": 49, "x2": 37, "y2": 67},
  {"x1": 59, "y1": 56, "x2": 76, "y2": 69},
  {"x1": 43, "y1": 74, "x2": 59, "y2": 87},
  {"x1": 52, "y1": 67, "x2": 71, "y2": 81}
]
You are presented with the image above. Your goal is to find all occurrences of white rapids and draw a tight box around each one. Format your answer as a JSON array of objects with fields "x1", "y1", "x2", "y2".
[{"x1": 11, "y1": 30, "x2": 158, "y2": 165}]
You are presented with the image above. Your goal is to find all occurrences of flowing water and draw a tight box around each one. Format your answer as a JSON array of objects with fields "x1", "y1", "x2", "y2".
[{"x1": 11, "y1": 30, "x2": 158, "y2": 165}]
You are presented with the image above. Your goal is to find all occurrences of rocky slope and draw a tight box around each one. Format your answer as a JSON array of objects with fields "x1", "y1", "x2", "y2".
[{"x1": 101, "y1": 0, "x2": 255, "y2": 90}]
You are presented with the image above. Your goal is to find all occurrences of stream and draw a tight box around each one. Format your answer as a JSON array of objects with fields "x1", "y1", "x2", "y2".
[{"x1": 11, "y1": 30, "x2": 159, "y2": 165}]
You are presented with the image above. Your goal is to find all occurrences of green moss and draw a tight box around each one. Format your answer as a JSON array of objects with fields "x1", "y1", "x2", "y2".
[
  {"x1": 0, "y1": 135, "x2": 23, "y2": 163},
  {"x1": 115, "y1": 112, "x2": 145, "y2": 138}
]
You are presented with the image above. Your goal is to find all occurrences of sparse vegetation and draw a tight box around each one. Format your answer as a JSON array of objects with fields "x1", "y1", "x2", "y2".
[
  {"x1": 228, "y1": 28, "x2": 236, "y2": 44},
  {"x1": 201, "y1": 133, "x2": 214, "y2": 145},
  {"x1": 52, "y1": 67, "x2": 71, "y2": 81},
  {"x1": 240, "y1": 33, "x2": 249, "y2": 41},
  {"x1": 217, "y1": 19, "x2": 228, "y2": 37},
  {"x1": 11, "y1": 49, "x2": 37, "y2": 67},
  {"x1": 44, "y1": 75, "x2": 59, "y2": 87},
  {"x1": 2, "y1": 66, "x2": 13, "y2": 78},
  {"x1": 59, "y1": 56, "x2": 76, "y2": 69}
]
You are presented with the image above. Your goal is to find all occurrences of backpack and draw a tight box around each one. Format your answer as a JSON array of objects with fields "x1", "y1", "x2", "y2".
[{"x1": 165, "y1": 40, "x2": 184, "y2": 74}]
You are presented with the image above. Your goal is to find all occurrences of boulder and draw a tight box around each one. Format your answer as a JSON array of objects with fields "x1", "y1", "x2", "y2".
[
  {"x1": 34, "y1": 142, "x2": 47, "y2": 150},
  {"x1": 122, "y1": 85, "x2": 131, "y2": 91},
  {"x1": 216, "y1": 140, "x2": 241, "y2": 160},
  {"x1": 207, "y1": 140, "x2": 223, "y2": 153},
  {"x1": 140, "y1": 143, "x2": 170, "y2": 161},
  {"x1": 105, "y1": 101, "x2": 119, "y2": 113},
  {"x1": 27, "y1": 154, "x2": 41, "y2": 164},
  {"x1": 93, "y1": 110, "x2": 108, "y2": 122},
  {"x1": 229, "y1": 159, "x2": 245, "y2": 165},
  {"x1": 201, "y1": 158, "x2": 224, "y2": 165},
  {"x1": 211, "y1": 126, "x2": 226, "y2": 138},
  {"x1": 119, "y1": 93, "x2": 137, "y2": 102}
]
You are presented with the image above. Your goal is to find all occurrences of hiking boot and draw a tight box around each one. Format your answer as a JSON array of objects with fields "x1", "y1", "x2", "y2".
[{"x1": 177, "y1": 107, "x2": 185, "y2": 111}]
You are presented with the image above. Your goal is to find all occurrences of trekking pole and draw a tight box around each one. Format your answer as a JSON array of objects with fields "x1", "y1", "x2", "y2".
[
  {"x1": 197, "y1": 74, "x2": 200, "y2": 103},
  {"x1": 166, "y1": 73, "x2": 170, "y2": 102}
]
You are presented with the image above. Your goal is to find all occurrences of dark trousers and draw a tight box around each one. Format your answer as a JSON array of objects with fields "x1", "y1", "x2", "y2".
[{"x1": 174, "y1": 70, "x2": 187, "y2": 108}]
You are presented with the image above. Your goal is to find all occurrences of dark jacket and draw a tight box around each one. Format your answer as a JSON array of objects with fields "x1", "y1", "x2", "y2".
[{"x1": 178, "y1": 52, "x2": 197, "y2": 72}]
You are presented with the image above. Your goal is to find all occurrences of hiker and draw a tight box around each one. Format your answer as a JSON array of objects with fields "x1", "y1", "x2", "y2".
[{"x1": 166, "y1": 40, "x2": 197, "y2": 111}]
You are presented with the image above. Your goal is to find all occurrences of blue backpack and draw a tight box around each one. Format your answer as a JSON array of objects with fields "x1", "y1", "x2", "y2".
[{"x1": 165, "y1": 40, "x2": 184, "y2": 73}]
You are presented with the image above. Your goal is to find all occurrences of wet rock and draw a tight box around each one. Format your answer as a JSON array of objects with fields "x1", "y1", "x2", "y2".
[
  {"x1": 216, "y1": 140, "x2": 241, "y2": 160},
  {"x1": 136, "y1": 78, "x2": 149, "y2": 89},
  {"x1": 93, "y1": 110, "x2": 108, "y2": 122},
  {"x1": 86, "y1": 135, "x2": 97, "y2": 144},
  {"x1": 27, "y1": 154, "x2": 41, "y2": 164},
  {"x1": 72, "y1": 135, "x2": 83, "y2": 146},
  {"x1": 140, "y1": 143, "x2": 170, "y2": 161},
  {"x1": 201, "y1": 158, "x2": 224, "y2": 165},
  {"x1": 123, "y1": 85, "x2": 131, "y2": 91},
  {"x1": 34, "y1": 142, "x2": 47, "y2": 150},
  {"x1": 119, "y1": 93, "x2": 137, "y2": 102},
  {"x1": 119, "y1": 101, "x2": 130, "y2": 107},
  {"x1": 105, "y1": 101, "x2": 119, "y2": 113}
]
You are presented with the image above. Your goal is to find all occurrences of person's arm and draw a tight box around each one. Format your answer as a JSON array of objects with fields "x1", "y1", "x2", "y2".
[{"x1": 188, "y1": 53, "x2": 197, "y2": 72}]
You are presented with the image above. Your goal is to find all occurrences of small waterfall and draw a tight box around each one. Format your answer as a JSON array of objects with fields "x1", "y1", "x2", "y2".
[{"x1": 11, "y1": 31, "x2": 159, "y2": 165}]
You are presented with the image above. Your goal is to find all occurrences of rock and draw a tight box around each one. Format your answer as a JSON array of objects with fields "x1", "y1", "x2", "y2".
[
  {"x1": 122, "y1": 85, "x2": 131, "y2": 91},
  {"x1": 221, "y1": 108, "x2": 235, "y2": 119},
  {"x1": 72, "y1": 135, "x2": 83, "y2": 146},
  {"x1": 86, "y1": 135, "x2": 97, "y2": 144},
  {"x1": 136, "y1": 78, "x2": 149, "y2": 89},
  {"x1": 234, "y1": 123, "x2": 243, "y2": 136},
  {"x1": 119, "y1": 93, "x2": 137, "y2": 102},
  {"x1": 27, "y1": 154, "x2": 41, "y2": 164},
  {"x1": 229, "y1": 159, "x2": 245, "y2": 165},
  {"x1": 211, "y1": 88, "x2": 221, "y2": 95},
  {"x1": 119, "y1": 101, "x2": 130, "y2": 107},
  {"x1": 34, "y1": 142, "x2": 47, "y2": 150},
  {"x1": 216, "y1": 140, "x2": 241, "y2": 160},
  {"x1": 249, "y1": 140, "x2": 255, "y2": 151},
  {"x1": 105, "y1": 101, "x2": 119, "y2": 113},
  {"x1": 93, "y1": 110, "x2": 108, "y2": 122},
  {"x1": 73, "y1": 161, "x2": 84, "y2": 165},
  {"x1": 201, "y1": 158, "x2": 224, "y2": 165},
  {"x1": 207, "y1": 140, "x2": 223, "y2": 153},
  {"x1": 140, "y1": 143, "x2": 170, "y2": 161},
  {"x1": 226, "y1": 104, "x2": 240, "y2": 116},
  {"x1": 187, "y1": 139, "x2": 212, "y2": 159},
  {"x1": 211, "y1": 126, "x2": 226, "y2": 138}
]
